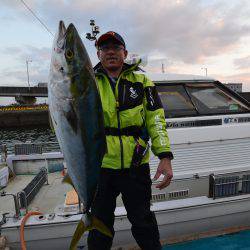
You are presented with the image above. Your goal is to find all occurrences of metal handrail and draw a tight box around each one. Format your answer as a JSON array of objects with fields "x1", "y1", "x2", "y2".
[
  {"x1": 0, "y1": 144, "x2": 7, "y2": 162},
  {"x1": 0, "y1": 191, "x2": 20, "y2": 219},
  {"x1": 18, "y1": 168, "x2": 48, "y2": 209},
  {"x1": 0, "y1": 142, "x2": 61, "y2": 156},
  {"x1": 209, "y1": 173, "x2": 250, "y2": 199},
  {"x1": 17, "y1": 191, "x2": 28, "y2": 215}
]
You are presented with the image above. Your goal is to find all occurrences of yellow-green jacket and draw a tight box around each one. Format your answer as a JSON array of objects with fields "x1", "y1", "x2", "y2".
[{"x1": 94, "y1": 62, "x2": 173, "y2": 170}]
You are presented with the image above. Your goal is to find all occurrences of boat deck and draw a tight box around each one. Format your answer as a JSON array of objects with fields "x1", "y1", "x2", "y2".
[{"x1": 1, "y1": 172, "x2": 72, "y2": 215}]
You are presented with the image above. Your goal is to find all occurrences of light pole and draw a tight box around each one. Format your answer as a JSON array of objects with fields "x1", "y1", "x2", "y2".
[
  {"x1": 201, "y1": 67, "x2": 207, "y2": 77},
  {"x1": 161, "y1": 62, "x2": 165, "y2": 74},
  {"x1": 26, "y1": 59, "x2": 32, "y2": 90}
]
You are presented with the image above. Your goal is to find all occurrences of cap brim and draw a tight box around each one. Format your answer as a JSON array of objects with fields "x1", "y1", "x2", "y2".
[{"x1": 96, "y1": 34, "x2": 124, "y2": 47}]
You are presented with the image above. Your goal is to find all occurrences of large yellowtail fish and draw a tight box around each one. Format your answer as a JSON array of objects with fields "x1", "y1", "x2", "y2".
[{"x1": 48, "y1": 21, "x2": 111, "y2": 249}]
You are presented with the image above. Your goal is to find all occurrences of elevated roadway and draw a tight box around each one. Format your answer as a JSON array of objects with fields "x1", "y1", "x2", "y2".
[{"x1": 0, "y1": 86, "x2": 48, "y2": 97}]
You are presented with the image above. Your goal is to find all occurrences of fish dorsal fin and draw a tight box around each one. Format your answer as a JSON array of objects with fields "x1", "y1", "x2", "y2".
[{"x1": 64, "y1": 102, "x2": 78, "y2": 134}]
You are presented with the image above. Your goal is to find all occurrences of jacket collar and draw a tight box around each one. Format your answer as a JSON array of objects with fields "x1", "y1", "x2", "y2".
[{"x1": 94, "y1": 60, "x2": 143, "y2": 75}]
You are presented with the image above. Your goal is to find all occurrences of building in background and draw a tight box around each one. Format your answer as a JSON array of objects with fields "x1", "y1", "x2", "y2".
[{"x1": 224, "y1": 83, "x2": 242, "y2": 93}]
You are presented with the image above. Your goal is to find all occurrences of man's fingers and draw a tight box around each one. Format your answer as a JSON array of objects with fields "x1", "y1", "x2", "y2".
[
  {"x1": 153, "y1": 170, "x2": 161, "y2": 181},
  {"x1": 155, "y1": 174, "x2": 172, "y2": 189}
]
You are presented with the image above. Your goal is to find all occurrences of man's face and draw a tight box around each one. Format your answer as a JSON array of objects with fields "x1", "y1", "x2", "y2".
[{"x1": 97, "y1": 40, "x2": 128, "y2": 72}]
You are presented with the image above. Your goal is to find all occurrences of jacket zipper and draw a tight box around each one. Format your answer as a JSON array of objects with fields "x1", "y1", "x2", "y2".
[
  {"x1": 96, "y1": 63, "x2": 140, "y2": 169},
  {"x1": 116, "y1": 74, "x2": 124, "y2": 169},
  {"x1": 98, "y1": 73, "x2": 124, "y2": 169},
  {"x1": 116, "y1": 100, "x2": 124, "y2": 169}
]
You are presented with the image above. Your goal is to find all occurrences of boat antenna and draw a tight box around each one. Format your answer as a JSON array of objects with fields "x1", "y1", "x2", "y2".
[{"x1": 86, "y1": 20, "x2": 100, "y2": 42}]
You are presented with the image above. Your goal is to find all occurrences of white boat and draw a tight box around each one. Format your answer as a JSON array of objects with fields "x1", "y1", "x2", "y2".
[{"x1": 1, "y1": 74, "x2": 250, "y2": 250}]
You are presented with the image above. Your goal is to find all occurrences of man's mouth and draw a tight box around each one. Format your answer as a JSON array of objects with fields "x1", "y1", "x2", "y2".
[{"x1": 107, "y1": 58, "x2": 117, "y2": 61}]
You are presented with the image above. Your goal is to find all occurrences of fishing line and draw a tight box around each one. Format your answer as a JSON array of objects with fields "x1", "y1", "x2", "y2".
[{"x1": 20, "y1": 0, "x2": 54, "y2": 37}]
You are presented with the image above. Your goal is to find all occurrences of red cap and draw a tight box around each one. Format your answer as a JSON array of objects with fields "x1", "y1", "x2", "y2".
[{"x1": 95, "y1": 31, "x2": 126, "y2": 48}]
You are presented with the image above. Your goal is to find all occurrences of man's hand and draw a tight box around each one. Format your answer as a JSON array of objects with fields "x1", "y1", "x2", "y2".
[{"x1": 153, "y1": 158, "x2": 173, "y2": 190}]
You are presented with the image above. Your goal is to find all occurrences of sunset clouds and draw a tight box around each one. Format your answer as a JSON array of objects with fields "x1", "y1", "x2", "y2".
[{"x1": 1, "y1": 0, "x2": 250, "y2": 90}]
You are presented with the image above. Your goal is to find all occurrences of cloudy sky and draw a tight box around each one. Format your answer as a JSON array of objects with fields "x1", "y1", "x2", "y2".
[{"x1": 1, "y1": 0, "x2": 250, "y2": 92}]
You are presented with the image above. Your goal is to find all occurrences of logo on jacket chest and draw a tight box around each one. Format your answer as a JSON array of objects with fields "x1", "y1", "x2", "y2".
[
  {"x1": 129, "y1": 87, "x2": 138, "y2": 99},
  {"x1": 117, "y1": 80, "x2": 143, "y2": 111}
]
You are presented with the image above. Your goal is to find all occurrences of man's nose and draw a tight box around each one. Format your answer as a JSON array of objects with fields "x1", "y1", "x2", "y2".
[{"x1": 106, "y1": 49, "x2": 115, "y2": 54}]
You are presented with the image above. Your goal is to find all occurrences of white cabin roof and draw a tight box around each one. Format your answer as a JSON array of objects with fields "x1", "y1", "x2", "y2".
[{"x1": 146, "y1": 72, "x2": 215, "y2": 82}]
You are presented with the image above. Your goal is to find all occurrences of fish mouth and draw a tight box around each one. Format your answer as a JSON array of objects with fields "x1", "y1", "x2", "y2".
[
  {"x1": 56, "y1": 20, "x2": 67, "y2": 50},
  {"x1": 59, "y1": 21, "x2": 66, "y2": 36}
]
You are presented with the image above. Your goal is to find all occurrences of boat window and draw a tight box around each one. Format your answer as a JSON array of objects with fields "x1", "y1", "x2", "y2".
[
  {"x1": 185, "y1": 83, "x2": 249, "y2": 115},
  {"x1": 157, "y1": 85, "x2": 197, "y2": 118}
]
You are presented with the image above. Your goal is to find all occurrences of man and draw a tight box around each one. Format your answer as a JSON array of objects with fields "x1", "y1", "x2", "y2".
[{"x1": 88, "y1": 31, "x2": 173, "y2": 250}]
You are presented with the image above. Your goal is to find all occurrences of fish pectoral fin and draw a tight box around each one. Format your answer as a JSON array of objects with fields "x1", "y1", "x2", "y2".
[
  {"x1": 65, "y1": 102, "x2": 78, "y2": 134},
  {"x1": 69, "y1": 220, "x2": 85, "y2": 250},
  {"x1": 62, "y1": 173, "x2": 75, "y2": 188},
  {"x1": 91, "y1": 216, "x2": 113, "y2": 238}
]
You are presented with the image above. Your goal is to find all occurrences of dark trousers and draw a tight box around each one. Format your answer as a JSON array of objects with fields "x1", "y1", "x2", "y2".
[{"x1": 87, "y1": 164, "x2": 162, "y2": 250}]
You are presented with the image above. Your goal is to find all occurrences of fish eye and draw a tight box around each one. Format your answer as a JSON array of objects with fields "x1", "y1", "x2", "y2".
[{"x1": 65, "y1": 49, "x2": 74, "y2": 59}]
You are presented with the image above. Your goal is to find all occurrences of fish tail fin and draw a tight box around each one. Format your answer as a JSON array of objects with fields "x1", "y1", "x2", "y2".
[
  {"x1": 69, "y1": 215, "x2": 112, "y2": 250},
  {"x1": 69, "y1": 220, "x2": 85, "y2": 250},
  {"x1": 91, "y1": 216, "x2": 113, "y2": 238}
]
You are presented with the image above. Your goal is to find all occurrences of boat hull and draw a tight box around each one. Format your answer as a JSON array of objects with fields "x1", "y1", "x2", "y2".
[{"x1": 2, "y1": 194, "x2": 250, "y2": 249}]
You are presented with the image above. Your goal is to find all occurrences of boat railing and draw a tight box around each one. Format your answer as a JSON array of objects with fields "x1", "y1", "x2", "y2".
[
  {"x1": 209, "y1": 174, "x2": 250, "y2": 199},
  {"x1": 0, "y1": 191, "x2": 20, "y2": 219},
  {"x1": 0, "y1": 144, "x2": 7, "y2": 162},
  {"x1": 0, "y1": 142, "x2": 61, "y2": 158},
  {"x1": 18, "y1": 167, "x2": 48, "y2": 211},
  {"x1": 0, "y1": 168, "x2": 48, "y2": 219},
  {"x1": 41, "y1": 142, "x2": 61, "y2": 153}
]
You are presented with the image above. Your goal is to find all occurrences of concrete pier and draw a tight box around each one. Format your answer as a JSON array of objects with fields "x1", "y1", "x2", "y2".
[
  {"x1": 0, "y1": 105, "x2": 49, "y2": 128},
  {"x1": 0, "y1": 85, "x2": 49, "y2": 127}
]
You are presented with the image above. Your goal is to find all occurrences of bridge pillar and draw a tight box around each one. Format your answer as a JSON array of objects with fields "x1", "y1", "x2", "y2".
[{"x1": 15, "y1": 96, "x2": 37, "y2": 105}]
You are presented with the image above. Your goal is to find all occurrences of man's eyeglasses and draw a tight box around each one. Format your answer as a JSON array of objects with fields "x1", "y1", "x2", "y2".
[{"x1": 99, "y1": 44, "x2": 124, "y2": 52}]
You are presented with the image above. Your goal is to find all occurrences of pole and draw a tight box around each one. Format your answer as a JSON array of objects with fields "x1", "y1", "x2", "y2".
[
  {"x1": 162, "y1": 63, "x2": 165, "y2": 73},
  {"x1": 201, "y1": 67, "x2": 207, "y2": 77},
  {"x1": 26, "y1": 60, "x2": 32, "y2": 90}
]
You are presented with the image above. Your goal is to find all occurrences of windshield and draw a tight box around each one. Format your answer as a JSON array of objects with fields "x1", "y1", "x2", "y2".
[
  {"x1": 156, "y1": 82, "x2": 249, "y2": 118},
  {"x1": 157, "y1": 85, "x2": 197, "y2": 118}
]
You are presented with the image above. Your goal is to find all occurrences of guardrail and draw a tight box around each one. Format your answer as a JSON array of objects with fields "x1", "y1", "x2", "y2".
[
  {"x1": 18, "y1": 167, "x2": 48, "y2": 209},
  {"x1": 0, "y1": 142, "x2": 61, "y2": 157},
  {"x1": 0, "y1": 104, "x2": 48, "y2": 112},
  {"x1": 0, "y1": 145, "x2": 7, "y2": 162},
  {"x1": 209, "y1": 173, "x2": 250, "y2": 199}
]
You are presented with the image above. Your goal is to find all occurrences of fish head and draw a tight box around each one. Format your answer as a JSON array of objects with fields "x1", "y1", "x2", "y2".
[
  {"x1": 49, "y1": 21, "x2": 70, "y2": 92},
  {"x1": 64, "y1": 23, "x2": 86, "y2": 72},
  {"x1": 49, "y1": 21, "x2": 94, "y2": 99},
  {"x1": 64, "y1": 23, "x2": 94, "y2": 97}
]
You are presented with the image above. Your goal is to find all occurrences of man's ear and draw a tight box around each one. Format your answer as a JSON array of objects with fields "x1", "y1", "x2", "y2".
[
  {"x1": 97, "y1": 50, "x2": 100, "y2": 60},
  {"x1": 124, "y1": 49, "x2": 128, "y2": 59}
]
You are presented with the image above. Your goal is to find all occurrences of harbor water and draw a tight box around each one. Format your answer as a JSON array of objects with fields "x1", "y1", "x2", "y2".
[
  {"x1": 163, "y1": 229, "x2": 250, "y2": 250},
  {"x1": 0, "y1": 126, "x2": 57, "y2": 154}
]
